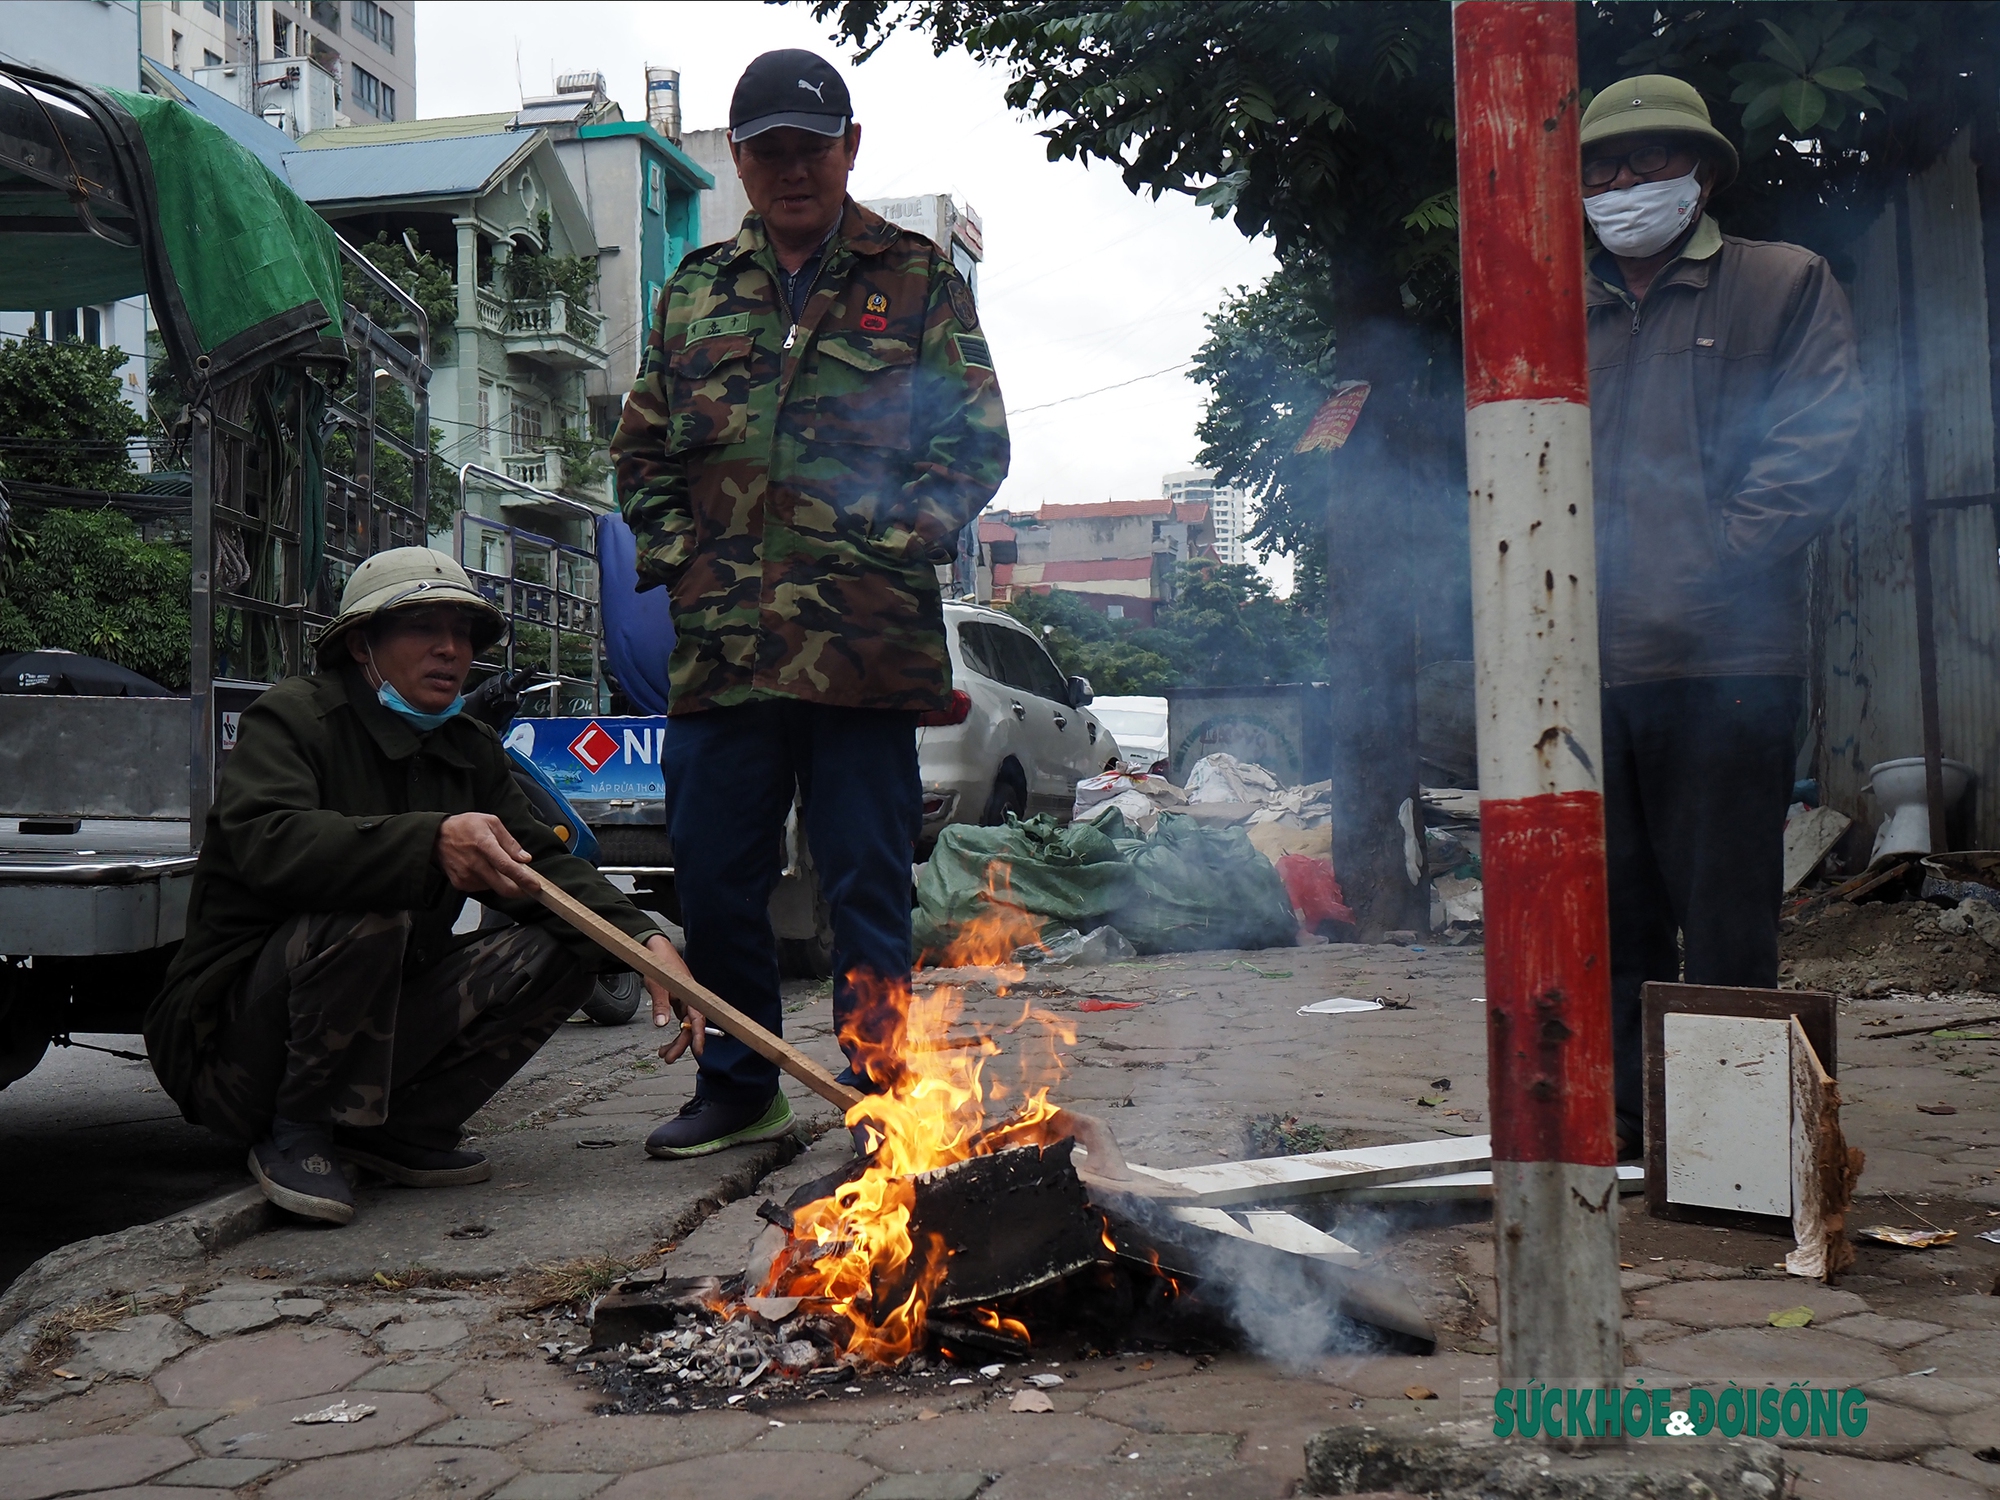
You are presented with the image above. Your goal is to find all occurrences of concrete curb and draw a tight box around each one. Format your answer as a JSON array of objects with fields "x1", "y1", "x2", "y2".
[{"x1": 0, "y1": 1184, "x2": 271, "y2": 1385}]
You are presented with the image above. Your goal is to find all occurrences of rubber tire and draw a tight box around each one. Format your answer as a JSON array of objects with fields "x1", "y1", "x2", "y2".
[
  {"x1": 778, "y1": 931, "x2": 835, "y2": 981},
  {"x1": 979, "y1": 764, "x2": 1027, "y2": 826},
  {"x1": 581, "y1": 970, "x2": 644, "y2": 1025}
]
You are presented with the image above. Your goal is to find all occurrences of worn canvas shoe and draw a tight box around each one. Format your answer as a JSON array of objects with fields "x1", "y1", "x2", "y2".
[
  {"x1": 248, "y1": 1134, "x2": 356, "y2": 1224},
  {"x1": 334, "y1": 1128, "x2": 491, "y2": 1187},
  {"x1": 645, "y1": 1093, "x2": 795, "y2": 1159}
]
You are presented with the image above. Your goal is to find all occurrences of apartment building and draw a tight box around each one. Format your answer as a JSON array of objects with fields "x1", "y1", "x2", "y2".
[
  {"x1": 1162, "y1": 467, "x2": 1251, "y2": 565},
  {"x1": 982, "y1": 499, "x2": 1216, "y2": 625},
  {"x1": 142, "y1": 0, "x2": 413, "y2": 132}
]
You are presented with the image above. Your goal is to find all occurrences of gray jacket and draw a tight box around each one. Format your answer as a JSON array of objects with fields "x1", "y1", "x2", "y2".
[{"x1": 1586, "y1": 215, "x2": 1863, "y2": 687}]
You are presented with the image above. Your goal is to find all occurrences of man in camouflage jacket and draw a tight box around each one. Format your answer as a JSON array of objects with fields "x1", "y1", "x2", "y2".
[{"x1": 611, "y1": 49, "x2": 1008, "y2": 1155}]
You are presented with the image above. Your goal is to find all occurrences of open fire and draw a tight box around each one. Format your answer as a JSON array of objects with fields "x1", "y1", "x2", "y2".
[{"x1": 751, "y1": 885, "x2": 1083, "y2": 1364}]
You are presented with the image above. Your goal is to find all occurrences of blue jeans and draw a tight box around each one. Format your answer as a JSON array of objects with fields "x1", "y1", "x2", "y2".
[{"x1": 661, "y1": 701, "x2": 920, "y2": 1105}]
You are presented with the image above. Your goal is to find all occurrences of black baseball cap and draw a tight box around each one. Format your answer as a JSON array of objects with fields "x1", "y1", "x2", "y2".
[{"x1": 729, "y1": 49, "x2": 852, "y2": 142}]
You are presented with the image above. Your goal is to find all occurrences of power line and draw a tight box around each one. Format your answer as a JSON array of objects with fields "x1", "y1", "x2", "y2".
[{"x1": 1008, "y1": 361, "x2": 1193, "y2": 416}]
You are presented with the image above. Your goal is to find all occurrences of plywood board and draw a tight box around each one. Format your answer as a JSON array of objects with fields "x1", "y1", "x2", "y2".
[
  {"x1": 1663, "y1": 1013, "x2": 1792, "y2": 1217},
  {"x1": 1643, "y1": 983, "x2": 1836, "y2": 1228},
  {"x1": 1327, "y1": 1163, "x2": 1646, "y2": 1204},
  {"x1": 1784, "y1": 805, "x2": 1854, "y2": 891},
  {"x1": 1126, "y1": 1135, "x2": 1491, "y2": 1208}
]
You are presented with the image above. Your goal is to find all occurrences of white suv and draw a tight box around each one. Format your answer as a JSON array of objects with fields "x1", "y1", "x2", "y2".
[{"x1": 917, "y1": 602, "x2": 1121, "y2": 853}]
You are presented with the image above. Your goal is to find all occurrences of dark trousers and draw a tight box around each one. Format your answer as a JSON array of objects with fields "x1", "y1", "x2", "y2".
[
  {"x1": 187, "y1": 911, "x2": 591, "y2": 1146},
  {"x1": 663, "y1": 701, "x2": 920, "y2": 1105},
  {"x1": 1604, "y1": 675, "x2": 1804, "y2": 1140}
]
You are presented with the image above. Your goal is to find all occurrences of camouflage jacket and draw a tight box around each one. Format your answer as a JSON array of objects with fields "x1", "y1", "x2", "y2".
[{"x1": 611, "y1": 197, "x2": 1009, "y2": 714}]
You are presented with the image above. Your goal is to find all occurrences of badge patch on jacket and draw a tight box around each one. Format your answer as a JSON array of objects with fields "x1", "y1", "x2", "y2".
[
  {"x1": 946, "y1": 274, "x2": 978, "y2": 330},
  {"x1": 951, "y1": 333, "x2": 992, "y2": 370}
]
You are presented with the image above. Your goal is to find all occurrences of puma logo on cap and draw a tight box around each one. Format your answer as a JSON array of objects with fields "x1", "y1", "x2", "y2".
[{"x1": 798, "y1": 79, "x2": 827, "y2": 101}]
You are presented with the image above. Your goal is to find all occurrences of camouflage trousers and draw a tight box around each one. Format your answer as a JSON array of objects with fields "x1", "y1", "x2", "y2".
[{"x1": 186, "y1": 911, "x2": 591, "y2": 1147}]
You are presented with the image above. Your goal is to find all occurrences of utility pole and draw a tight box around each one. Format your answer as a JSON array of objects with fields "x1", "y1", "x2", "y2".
[{"x1": 1452, "y1": 1, "x2": 1622, "y2": 1385}]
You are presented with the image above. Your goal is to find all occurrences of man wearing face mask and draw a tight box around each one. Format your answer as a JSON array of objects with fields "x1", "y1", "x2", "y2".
[
  {"x1": 612, "y1": 49, "x2": 1008, "y2": 1157},
  {"x1": 145, "y1": 548, "x2": 693, "y2": 1225},
  {"x1": 1579, "y1": 77, "x2": 1863, "y2": 1153}
]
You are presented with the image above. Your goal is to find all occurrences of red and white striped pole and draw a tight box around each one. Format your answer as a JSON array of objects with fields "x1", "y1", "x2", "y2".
[{"x1": 1452, "y1": 1, "x2": 1622, "y2": 1385}]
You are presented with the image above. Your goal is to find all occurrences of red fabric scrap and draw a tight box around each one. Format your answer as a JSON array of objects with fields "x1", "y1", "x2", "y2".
[
  {"x1": 1077, "y1": 999, "x2": 1143, "y2": 1012},
  {"x1": 1275, "y1": 854, "x2": 1356, "y2": 930}
]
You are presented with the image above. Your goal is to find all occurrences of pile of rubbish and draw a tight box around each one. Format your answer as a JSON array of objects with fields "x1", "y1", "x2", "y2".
[
  {"x1": 913, "y1": 799, "x2": 1301, "y2": 960},
  {"x1": 1422, "y1": 787, "x2": 1483, "y2": 934}
]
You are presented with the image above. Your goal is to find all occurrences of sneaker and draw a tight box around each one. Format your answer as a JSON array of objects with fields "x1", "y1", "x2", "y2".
[
  {"x1": 248, "y1": 1134, "x2": 356, "y2": 1225},
  {"x1": 334, "y1": 1128, "x2": 491, "y2": 1187},
  {"x1": 645, "y1": 1093, "x2": 794, "y2": 1159}
]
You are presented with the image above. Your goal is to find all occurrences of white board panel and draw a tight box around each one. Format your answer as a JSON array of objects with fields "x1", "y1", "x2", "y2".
[{"x1": 1663, "y1": 1013, "x2": 1791, "y2": 1216}]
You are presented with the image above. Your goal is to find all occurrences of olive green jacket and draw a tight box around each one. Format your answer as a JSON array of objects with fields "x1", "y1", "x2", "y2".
[
  {"x1": 611, "y1": 197, "x2": 1009, "y2": 715},
  {"x1": 144, "y1": 668, "x2": 661, "y2": 1108}
]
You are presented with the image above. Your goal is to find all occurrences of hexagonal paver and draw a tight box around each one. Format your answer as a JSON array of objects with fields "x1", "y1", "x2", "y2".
[
  {"x1": 154, "y1": 1327, "x2": 377, "y2": 1409},
  {"x1": 259, "y1": 1445, "x2": 517, "y2": 1500},
  {"x1": 1785, "y1": 1449, "x2": 1991, "y2": 1500},
  {"x1": 0, "y1": 1434, "x2": 193, "y2": 1500},
  {"x1": 72, "y1": 1317, "x2": 200, "y2": 1380},
  {"x1": 1642, "y1": 1326, "x2": 1899, "y2": 1382},
  {"x1": 511, "y1": 1413, "x2": 761, "y2": 1473},
  {"x1": 851, "y1": 1411, "x2": 1130, "y2": 1473},
  {"x1": 374, "y1": 1320, "x2": 467, "y2": 1353},
  {"x1": 431, "y1": 1363, "x2": 601, "y2": 1423},
  {"x1": 182, "y1": 1301, "x2": 281, "y2": 1339},
  {"x1": 596, "y1": 1453, "x2": 880, "y2": 1500},
  {"x1": 1821, "y1": 1314, "x2": 1949, "y2": 1349},
  {"x1": 196, "y1": 1392, "x2": 446, "y2": 1460},
  {"x1": 156, "y1": 1457, "x2": 283, "y2": 1487},
  {"x1": 1903, "y1": 1331, "x2": 2000, "y2": 1380},
  {"x1": 68, "y1": 1490, "x2": 233, "y2": 1500},
  {"x1": 1627, "y1": 1279, "x2": 1869, "y2": 1330},
  {"x1": 0, "y1": 1381, "x2": 162, "y2": 1444},
  {"x1": 491, "y1": 1476, "x2": 613, "y2": 1500},
  {"x1": 350, "y1": 1362, "x2": 457, "y2": 1394},
  {"x1": 415, "y1": 1419, "x2": 533, "y2": 1448},
  {"x1": 1861, "y1": 1373, "x2": 1995, "y2": 1415}
]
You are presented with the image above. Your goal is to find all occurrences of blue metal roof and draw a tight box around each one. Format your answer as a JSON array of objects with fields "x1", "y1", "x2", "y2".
[
  {"x1": 142, "y1": 57, "x2": 293, "y2": 176},
  {"x1": 279, "y1": 131, "x2": 531, "y2": 205}
]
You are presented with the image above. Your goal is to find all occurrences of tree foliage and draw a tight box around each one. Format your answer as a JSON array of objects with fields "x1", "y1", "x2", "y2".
[
  {"x1": 1004, "y1": 562, "x2": 1326, "y2": 694},
  {"x1": 0, "y1": 337, "x2": 143, "y2": 492},
  {"x1": 0, "y1": 508, "x2": 191, "y2": 687},
  {"x1": 344, "y1": 231, "x2": 460, "y2": 358}
]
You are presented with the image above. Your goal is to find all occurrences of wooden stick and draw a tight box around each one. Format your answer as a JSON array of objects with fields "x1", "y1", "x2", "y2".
[{"x1": 523, "y1": 870, "x2": 863, "y2": 1114}]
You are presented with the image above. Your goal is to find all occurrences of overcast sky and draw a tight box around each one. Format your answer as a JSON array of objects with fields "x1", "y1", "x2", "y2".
[{"x1": 414, "y1": 1, "x2": 1287, "y2": 575}]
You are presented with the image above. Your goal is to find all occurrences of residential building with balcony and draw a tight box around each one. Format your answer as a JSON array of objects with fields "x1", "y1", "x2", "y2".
[{"x1": 280, "y1": 122, "x2": 612, "y2": 544}]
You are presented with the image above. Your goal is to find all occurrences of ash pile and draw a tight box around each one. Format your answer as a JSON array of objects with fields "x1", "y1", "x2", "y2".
[{"x1": 576, "y1": 1132, "x2": 1439, "y2": 1413}]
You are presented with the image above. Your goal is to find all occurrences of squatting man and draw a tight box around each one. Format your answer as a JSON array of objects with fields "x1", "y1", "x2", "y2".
[{"x1": 145, "y1": 549, "x2": 698, "y2": 1225}]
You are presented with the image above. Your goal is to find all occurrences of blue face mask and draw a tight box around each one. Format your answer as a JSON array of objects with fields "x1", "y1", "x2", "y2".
[{"x1": 377, "y1": 680, "x2": 464, "y2": 731}]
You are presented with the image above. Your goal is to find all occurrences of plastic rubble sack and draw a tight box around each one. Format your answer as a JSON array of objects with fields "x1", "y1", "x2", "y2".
[
  {"x1": 1274, "y1": 853, "x2": 1355, "y2": 932},
  {"x1": 1432, "y1": 874, "x2": 1484, "y2": 926},
  {"x1": 1110, "y1": 812, "x2": 1301, "y2": 954},
  {"x1": 912, "y1": 813, "x2": 1134, "y2": 962},
  {"x1": 1245, "y1": 779, "x2": 1335, "y2": 829},
  {"x1": 1017, "y1": 924, "x2": 1139, "y2": 967},
  {"x1": 1246, "y1": 821, "x2": 1334, "y2": 865},
  {"x1": 1182, "y1": 752, "x2": 1282, "y2": 806},
  {"x1": 1074, "y1": 770, "x2": 1186, "y2": 819}
]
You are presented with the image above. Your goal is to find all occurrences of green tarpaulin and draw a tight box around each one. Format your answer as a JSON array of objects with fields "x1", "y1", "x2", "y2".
[
  {"x1": 0, "y1": 69, "x2": 341, "y2": 384},
  {"x1": 912, "y1": 811, "x2": 1300, "y2": 961}
]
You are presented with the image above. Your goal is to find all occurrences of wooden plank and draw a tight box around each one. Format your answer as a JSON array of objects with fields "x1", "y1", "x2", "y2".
[
  {"x1": 1783, "y1": 805, "x2": 1852, "y2": 892},
  {"x1": 1167, "y1": 1207, "x2": 1362, "y2": 1265},
  {"x1": 1325, "y1": 1164, "x2": 1645, "y2": 1204},
  {"x1": 525, "y1": 870, "x2": 864, "y2": 1114},
  {"x1": 1126, "y1": 1135, "x2": 1492, "y2": 1208},
  {"x1": 1786, "y1": 1018, "x2": 1864, "y2": 1280}
]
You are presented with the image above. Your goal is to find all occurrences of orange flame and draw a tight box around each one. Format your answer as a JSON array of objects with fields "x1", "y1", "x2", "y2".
[
  {"x1": 914, "y1": 867, "x2": 1047, "y2": 980},
  {"x1": 757, "y1": 885, "x2": 1077, "y2": 1365}
]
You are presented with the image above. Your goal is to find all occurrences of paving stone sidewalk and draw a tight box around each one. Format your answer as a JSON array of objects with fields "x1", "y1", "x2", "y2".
[{"x1": 4, "y1": 941, "x2": 1998, "y2": 1498}]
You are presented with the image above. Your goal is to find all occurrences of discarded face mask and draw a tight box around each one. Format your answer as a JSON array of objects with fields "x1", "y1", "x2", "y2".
[{"x1": 1298, "y1": 997, "x2": 1383, "y2": 1016}]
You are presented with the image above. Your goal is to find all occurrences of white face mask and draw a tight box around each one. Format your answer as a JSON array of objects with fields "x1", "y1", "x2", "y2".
[{"x1": 1583, "y1": 169, "x2": 1703, "y2": 259}]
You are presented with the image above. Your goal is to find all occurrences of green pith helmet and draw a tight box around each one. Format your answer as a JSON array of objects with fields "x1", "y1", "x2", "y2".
[
  {"x1": 314, "y1": 547, "x2": 506, "y2": 667},
  {"x1": 1581, "y1": 74, "x2": 1739, "y2": 190}
]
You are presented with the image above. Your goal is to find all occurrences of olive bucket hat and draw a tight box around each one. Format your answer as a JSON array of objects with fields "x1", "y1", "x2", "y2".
[
  {"x1": 1581, "y1": 74, "x2": 1739, "y2": 190},
  {"x1": 314, "y1": 547, "x2": 507, "y2": 668}
]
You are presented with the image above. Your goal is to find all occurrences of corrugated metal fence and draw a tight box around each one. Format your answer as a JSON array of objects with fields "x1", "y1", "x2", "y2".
[{"x1": 1816, "y1": 131, "x2": 2000, "y2": 851}]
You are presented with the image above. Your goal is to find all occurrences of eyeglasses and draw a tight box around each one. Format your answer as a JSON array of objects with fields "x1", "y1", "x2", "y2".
[
  {"x1": 1582, "y1": 144, "x2": 1687, "y2": 188},
  {"x1": 743, "y1": 135, "x2": 843, "y2": 169}
]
